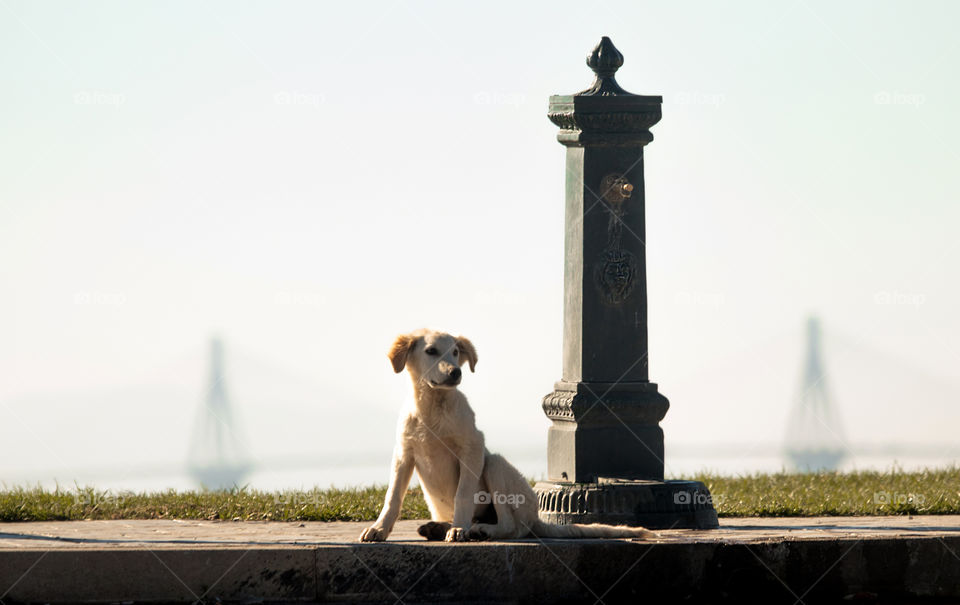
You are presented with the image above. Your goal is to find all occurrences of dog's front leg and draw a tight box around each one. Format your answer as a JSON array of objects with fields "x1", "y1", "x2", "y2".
[
  {"x1": 359, "y1": 450, "x2": 415, "y2": 542},
  {"x1": 445, "y1": 444, "x2": 484, "y2": 542}
]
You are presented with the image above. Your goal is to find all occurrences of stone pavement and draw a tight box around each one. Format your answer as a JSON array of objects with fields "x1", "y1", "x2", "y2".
[
  {"x1": 2, "y1": 516, "x2": 959, "y2": 602},
  {"x1": 3, "y1": 516, "x2": 960, "y2": 549}
]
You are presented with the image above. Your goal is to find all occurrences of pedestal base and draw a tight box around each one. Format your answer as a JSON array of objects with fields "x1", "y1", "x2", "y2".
[
  {"x1": 535, "y1": 478, "x2": 719, "y2": 530},
  {"x1": 543, "y1": 381, "x2": 669, "y2": 482}
]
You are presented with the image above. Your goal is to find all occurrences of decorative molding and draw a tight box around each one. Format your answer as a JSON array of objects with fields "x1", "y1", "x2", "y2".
[
  {"x1": 595, "y1": 248, "x2": 638, "y2": 305},
  {"x1": 542, "y1": 390, "x2": 576, "y2": 421},
  {"x1": 593, "y1": 173, "x2": 638, "y2": 305},
  {"x1": 547, "y1": 110, "x2": 662, "y2": 135},
  {"x1": 534, "y1": 479, "x2": 719, "y2": 529},
  {"x1": 541, "y1": 384, "x2": 669, "y2": 424}
]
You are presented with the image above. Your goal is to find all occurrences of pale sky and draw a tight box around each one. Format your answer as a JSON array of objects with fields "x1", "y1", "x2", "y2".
[{"x1": 1, "y1": 0, "x2": 958, "y2": 489}]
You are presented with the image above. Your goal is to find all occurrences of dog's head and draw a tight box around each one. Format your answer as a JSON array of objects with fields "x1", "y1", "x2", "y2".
[{"x1": 388, "y1": 329, "x2": 477, "y2": 389}]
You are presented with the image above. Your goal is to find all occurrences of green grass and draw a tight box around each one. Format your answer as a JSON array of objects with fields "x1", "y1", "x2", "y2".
[
  {"x1": 1, "y1": 467, "x2": 957, "y2": 522},
  {"x1": 692, "y1": 467, "x2": 960, "y2": 517},
  {"x1": 0, "y1": 485, "x2": 429, "y2": 523}
]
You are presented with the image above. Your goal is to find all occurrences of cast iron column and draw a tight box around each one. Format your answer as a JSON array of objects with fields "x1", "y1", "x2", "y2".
[{"x1": 535, "y1": 37, "x2": 718, "y2": 529}]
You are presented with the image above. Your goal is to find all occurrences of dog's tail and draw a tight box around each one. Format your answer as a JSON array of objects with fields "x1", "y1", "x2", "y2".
[{"x1": 528, "y1": 520, "x2": 658, "y2": 540}]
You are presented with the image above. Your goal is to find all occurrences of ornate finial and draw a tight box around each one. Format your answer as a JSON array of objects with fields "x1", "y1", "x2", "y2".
[
  {"x1": 587, "y1": 37, "x2": 623, "y2": 77},
  {"x1": 578, "y1": 37, "x2": 632, "y2": 96}
]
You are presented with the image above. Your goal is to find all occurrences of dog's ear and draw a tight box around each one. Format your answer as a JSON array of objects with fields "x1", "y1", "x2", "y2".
[
  {"x1": 388, "y1": 334, "x2": 416, "y2": 373},
  {"x1": 456, "y1": 336, "x2": 478, "y2": 372}
]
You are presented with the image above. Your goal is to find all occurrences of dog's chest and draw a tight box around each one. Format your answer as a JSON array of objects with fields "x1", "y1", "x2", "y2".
[
  {"x1": 407, "y1": 412, "x2": 465, "y2": 473},
  {"x1": 409, "y1": 413, "x2": 463, "y2": 454},
  {"x1": 409, "y1": 418, "x2": 461, "y2": 498}
]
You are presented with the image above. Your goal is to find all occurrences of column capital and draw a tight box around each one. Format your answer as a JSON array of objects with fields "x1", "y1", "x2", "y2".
[{"x1": 548, "y1": 37, "x2": 663, "y2": 147}]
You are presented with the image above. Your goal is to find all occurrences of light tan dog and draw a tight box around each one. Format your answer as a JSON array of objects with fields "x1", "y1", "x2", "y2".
[{"x1": 359, "y1": 329, "x2": 657, "y2": 542}]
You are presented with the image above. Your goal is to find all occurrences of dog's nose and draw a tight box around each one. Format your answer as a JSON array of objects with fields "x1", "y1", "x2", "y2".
[{"x1": 450, "y1": 367, "x2": 462, "y2": 380}]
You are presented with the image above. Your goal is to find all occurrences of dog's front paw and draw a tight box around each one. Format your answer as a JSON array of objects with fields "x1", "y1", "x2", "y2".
[
  {"x1": 359, "y1": 526, "x2": 388, "y2": 542},
  {"x1": 444, "y1": 527, "x2": 468, "y2": 542}
]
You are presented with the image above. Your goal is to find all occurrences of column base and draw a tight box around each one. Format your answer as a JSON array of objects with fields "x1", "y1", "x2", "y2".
[
  {"x1": 535, "y1": 478, "x2": 719, "y2": 530},
  {"x1": 543, "y1": 381, "x2": 669, "y2": 482}
]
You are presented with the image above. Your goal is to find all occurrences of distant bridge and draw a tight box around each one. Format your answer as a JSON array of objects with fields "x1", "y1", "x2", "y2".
[
  {"x1": 784, "y1": 316, "x2": 847, "y2": 471},
  {"x1": 186, "y1": 337, "x2": 253, "y2": 489}
]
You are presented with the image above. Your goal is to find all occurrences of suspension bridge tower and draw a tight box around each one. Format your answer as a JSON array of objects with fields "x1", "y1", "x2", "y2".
[
  {"x1": 784, "y1": 316, "x2": 848, "y2": 471},
  {"x1": 187, "y1": 336, "x2": 253, "y2": 489}
]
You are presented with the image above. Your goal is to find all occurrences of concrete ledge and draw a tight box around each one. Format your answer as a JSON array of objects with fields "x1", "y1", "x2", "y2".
[
  {"x1": 2, "y1": 517, "x2": 960, "y2": 603},
  {"x1": 1, "y1": 548, "x2": 315, "y2": 602}
]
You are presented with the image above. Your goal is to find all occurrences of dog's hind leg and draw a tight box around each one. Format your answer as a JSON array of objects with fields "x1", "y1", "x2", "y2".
[
  {"x1": 468, "y1": 501, "x2": 519, "y2": 540},
  {"x1": 467, "y1": 454, "x2": 528, "y2": 540}
]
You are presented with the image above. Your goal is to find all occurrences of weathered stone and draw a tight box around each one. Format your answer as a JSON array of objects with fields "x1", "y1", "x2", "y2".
[{"x1": 3, "y1": 518, "x2": 960, "y2": 602}]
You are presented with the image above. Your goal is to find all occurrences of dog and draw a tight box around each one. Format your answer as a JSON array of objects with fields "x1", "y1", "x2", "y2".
[{"x1": 358, "y1": 329, "x2": 657, "y2": 542}]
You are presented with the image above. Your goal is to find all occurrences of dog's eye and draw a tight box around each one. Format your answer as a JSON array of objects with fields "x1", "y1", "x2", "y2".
[
  {"x1": 452, "y1": 349, "x2": 458, "y2": 356},
  {"x1": 425, "y1": 347, "x2": 438, "y2": 356}
]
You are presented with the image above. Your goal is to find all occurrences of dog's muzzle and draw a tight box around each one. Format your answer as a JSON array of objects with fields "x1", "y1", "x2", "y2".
[{"x1": 430, "y1": 367, "x2": 462, "y2": 387}]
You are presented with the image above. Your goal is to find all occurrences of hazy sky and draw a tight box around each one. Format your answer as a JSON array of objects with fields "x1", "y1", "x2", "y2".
[{"x1": 2, "y1": 0, "x2": 958, "y2": 488}]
